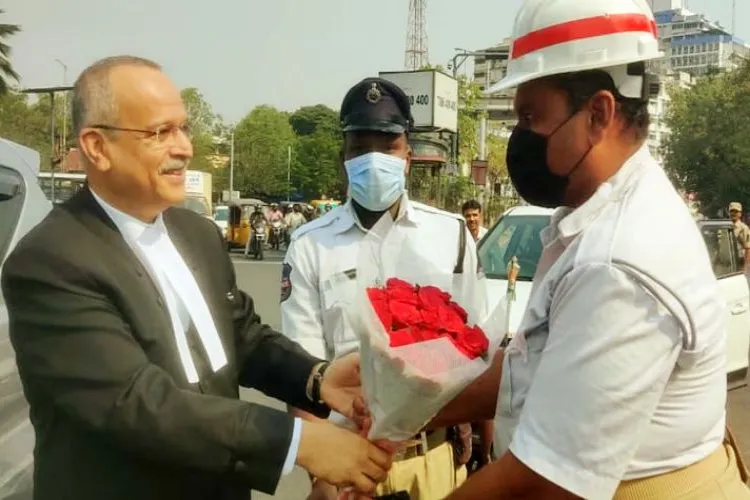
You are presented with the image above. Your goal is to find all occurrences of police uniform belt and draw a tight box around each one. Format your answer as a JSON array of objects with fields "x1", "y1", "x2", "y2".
[{"x1": 392, "y1": 429, "x2": 447, "y2": 461}]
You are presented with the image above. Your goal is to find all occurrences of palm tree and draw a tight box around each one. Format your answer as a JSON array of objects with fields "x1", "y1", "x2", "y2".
[{"x1": 0, "y1": 9, "x2": 20, "y2": 95}]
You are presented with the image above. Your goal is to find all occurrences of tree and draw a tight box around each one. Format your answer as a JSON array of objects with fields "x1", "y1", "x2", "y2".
[
  {"x1": 181, "y1": 88, "x2": 220, "y2": 172},
  {"x1": 0, "y1": 91, "x2": 54, "y2": 166},
  {"x1": 0, "y1": 10, "x2": 20, "y2": 95},
  {"x1": 456, "y1": 75, "x2": 485, "y2": 166},
  {"x1": 289, "y1": 104, "x2": 339, "y2": 136},
  {"x1": 485, "y1": 134, "x2": 508, "y2": 189},
  {"x1": 233, "y1": 105, "x2": 295, "y2": 197},
  {"x1": 289, "y1": 105, "x2": 343, "y2": 199},
  {"x1": 662, "y1": 58, "x2": 750, "y2": 215}
]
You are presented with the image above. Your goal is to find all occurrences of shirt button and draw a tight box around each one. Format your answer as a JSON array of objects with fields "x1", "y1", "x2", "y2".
[
  {"x1": 156, "y1": 297, "x2": 164, "y2": 308},
  {"x1": 233, "y1": 460, "x2": 248, "y2": 474}
]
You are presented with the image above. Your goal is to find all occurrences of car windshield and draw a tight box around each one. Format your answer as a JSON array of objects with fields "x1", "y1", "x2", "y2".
[
  {"x1": 478, "y1": 214, "x2": 551, "y2": 281},
  {"x1": 214, "y1": 207, "x2": 228, "y2": 222}
]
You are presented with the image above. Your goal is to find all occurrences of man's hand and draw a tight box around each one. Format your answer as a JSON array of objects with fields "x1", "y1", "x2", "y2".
[
  {"x1": 307, "y1": 480, "x2": 339, "y2": 500},
  {"x1": 296, "y1": 420, "x2": 392, "y2": 495},
  {"x1": 321, "y1": 353, "x2": 362, "y2": 419}
]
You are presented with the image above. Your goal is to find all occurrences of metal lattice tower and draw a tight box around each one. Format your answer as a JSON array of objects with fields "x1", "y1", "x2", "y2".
[{"x1": 405, "y1": 0, "x2": 429, "y2": 70}]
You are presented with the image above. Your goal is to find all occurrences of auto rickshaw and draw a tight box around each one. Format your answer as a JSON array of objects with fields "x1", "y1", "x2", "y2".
[
  {"x1": 310, "y1": 199, "x2": 341, "y2": 216},
  {"x1": 226, "y1": 198, "x2": 265, "y2": 249}
]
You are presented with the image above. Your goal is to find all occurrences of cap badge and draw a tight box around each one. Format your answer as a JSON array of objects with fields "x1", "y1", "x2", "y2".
[{"x1": 366, "y1": 83, "x2": 382, "y2": 104}]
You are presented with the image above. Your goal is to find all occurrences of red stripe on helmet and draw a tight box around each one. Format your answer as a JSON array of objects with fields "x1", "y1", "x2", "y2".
[{"x1": 511, "y1": 13, "x2": 658, "y2": 60}]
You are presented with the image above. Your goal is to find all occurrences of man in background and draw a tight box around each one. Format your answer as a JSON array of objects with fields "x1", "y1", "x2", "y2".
[
  {"x1": 729, "y1": 202, "x2": 750, "y2": 272},
  {"x1": 285, "y1": 203, "x2": 307, "y2": 235},
  {"x1": 462, "y1": 199, "x2": 488, "y2": 242}
]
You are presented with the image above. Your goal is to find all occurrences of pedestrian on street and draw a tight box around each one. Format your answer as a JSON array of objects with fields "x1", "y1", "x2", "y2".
[
  {"x1": 729, "y1": 202, "x2": 750, "y2": 272},
  {"x1": 408, "y1": 0, "x2": 750, "y2": 498},
  {"x1": 279, "y1": 77, "x2": 485, "y2": 500},
  {"x1": 461, "y1": 199, "x2": 488, "y2": 242},
  {"x1": 1, "y1": 56, "x2": 391, "y2": 500}
]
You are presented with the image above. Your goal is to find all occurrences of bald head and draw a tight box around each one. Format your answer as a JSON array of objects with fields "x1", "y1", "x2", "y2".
[
  {"x1": 71, "y1": 56, "x2": 161, "y2": 139},
  {"x1": 74, "y1": 55, "x2": 192, "y2": 223}
]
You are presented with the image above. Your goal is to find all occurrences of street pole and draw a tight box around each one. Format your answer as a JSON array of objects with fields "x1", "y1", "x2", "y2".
[
  {"x1": 50, "y1": 93, "x2": 56, "y2": 203},
  {"x1": 55, "y1": 59, "x2": 68, "y2": 171},
  {"x1": 286, "y1": 146, "x2": 292, "y2": 202},
  {"x1": 229, "y1": 130, "x2": 235, "y2": 201}
]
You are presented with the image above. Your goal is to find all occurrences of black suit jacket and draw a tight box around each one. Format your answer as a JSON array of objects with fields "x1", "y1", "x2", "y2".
[{"x1": 1, "y1": 187, "x2": 328, "y2": 500}]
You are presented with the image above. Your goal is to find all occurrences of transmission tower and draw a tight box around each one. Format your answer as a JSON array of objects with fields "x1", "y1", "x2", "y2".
[{"x1": 404, "y1": 0, "x2": 429, "y2": 70}]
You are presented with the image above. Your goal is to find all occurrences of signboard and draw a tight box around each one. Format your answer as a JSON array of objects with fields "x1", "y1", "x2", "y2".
[
  {"x1": 185, "y1": 170, "x2": 204, "y2": 195},
  {"x1": 378, "y1": 70, "x2": 459, "y2": 132}
]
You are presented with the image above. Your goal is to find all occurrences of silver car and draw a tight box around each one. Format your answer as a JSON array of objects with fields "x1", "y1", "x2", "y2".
[{"x1": 0, "y1": 138, "x2": 52, "y2": 500}]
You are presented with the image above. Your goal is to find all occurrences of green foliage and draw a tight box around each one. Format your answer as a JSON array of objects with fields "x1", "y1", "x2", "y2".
[
  {"x1": 181, "y1": 88, "x2": 219, "y2": 172},
  {"x1": 0, "y1": 10, "x2": 20, "y2": 95},
  {"x1": 662, "y1": 58, "x2": 750, "y2": 215},
  {"x1": 457, "y1": 75, "x2": 485, "y2": 165},
  {"x1": 0, "y1": 91, "x2": 62, "y2": 168},
  {"x1": 288, "y1": 105, "x2": 344, "y2": 199},
  {"x1": 232, "y1": 105, "x2": 296, "y2": 197},
  {"x1": 486, "y1": 134, "x2": 508, "y2": 186}
]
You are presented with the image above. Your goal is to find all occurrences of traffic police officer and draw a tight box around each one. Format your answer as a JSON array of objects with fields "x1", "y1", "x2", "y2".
[
  {"x1": 421, "y1": 0, "x2": 750, "y2": 498},
  {"x1": 280, "y1": 77, "x2": 482, "y2": 500},
  {"x1": 729, "y1": 202, "x2": 750, "y2": 272}
]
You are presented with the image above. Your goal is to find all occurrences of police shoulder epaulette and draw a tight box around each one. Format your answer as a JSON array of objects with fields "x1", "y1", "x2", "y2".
[
  {"x1": 411, "y1": 201, "x2": 463, "y2": 221},
  {"x1": 290, "y1": 209, "x2": 340, "y2": 242}
]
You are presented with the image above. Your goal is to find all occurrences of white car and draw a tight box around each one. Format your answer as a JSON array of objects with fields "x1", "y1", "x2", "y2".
[
  {"x1": 478, "y1": 205, "x2": 750, "y2": 385},
  {"x1": 0, "y1": 138, "x2": 53, "y2": 499},
  {"x1": 213, "y1": 204, "x2": 229, "y2": 236}
]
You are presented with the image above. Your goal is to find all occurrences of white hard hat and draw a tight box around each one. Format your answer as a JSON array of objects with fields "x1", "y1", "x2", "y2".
[{"x1": 488, "y1": 0, "x2": 663, "y2": 98}]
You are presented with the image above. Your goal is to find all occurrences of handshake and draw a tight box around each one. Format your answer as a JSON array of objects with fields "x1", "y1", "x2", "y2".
[{"x1": 293, "y1": 353, "x2": 397, "y2": 497}]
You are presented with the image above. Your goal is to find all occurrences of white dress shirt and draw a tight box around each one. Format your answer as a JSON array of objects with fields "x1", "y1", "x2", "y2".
[
  {"x1": 494, "y1": 145, "x2": 726, "y2": 499},
  {"x1": 92, "y1": 192, "x2": 300, "y2": 475}
]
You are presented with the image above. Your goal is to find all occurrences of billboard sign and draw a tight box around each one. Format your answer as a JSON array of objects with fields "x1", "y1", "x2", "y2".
[
  {"x1": 378, "y1": 70, "x2": 459, "y2": 132},
  {"x1": 185, "y1": 170, "x2": 204, "y2": 194}
]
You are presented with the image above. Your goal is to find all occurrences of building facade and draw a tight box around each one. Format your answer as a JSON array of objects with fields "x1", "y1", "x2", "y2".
[{"x1": 652, "y1": 5, "x2": 749, "y2": 76}]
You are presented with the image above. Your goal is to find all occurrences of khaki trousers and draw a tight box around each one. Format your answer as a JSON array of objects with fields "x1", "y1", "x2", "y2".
[
  {"x1": 615, "y1": 428, "x2": 750, "y2": 500},
  {"x1": 373, "y1": 441, "x2": 466, "y2": 499}
]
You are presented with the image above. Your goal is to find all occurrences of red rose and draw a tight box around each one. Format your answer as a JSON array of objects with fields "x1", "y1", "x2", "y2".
[
  {"x1": 386, "y1": 278, "x2": 417, "y2": 292},
  {"x1": 388, "y1": 287, "x2": 419, "y2": 305},
  {"x1": 367, "y1": 288, "x2": 393, "y2": 330},
  {"x1": 448, "y1": 301, "x2": 469, "y2": 322},
  {"x1": 437, "y1": 304, "x2": 467, "y2": 334},
  {"x1": 418, "y1": 286, "x2": 451, "y2": 309},
  {"x1": 419, "y1": 308, "x2": 441, "y2": 330},
  {"x1": 455, "y1": 325, "x2": 489, "y2": 359},
  {"x1": 389, "y1": 328, "x2": 418, "y2": 347},
  {"x1": 413, "y1": 327, "x2": 441, "y2": 342},
  {"x1": 389, "y1": 300, "x2": 423, "y2": 329}
]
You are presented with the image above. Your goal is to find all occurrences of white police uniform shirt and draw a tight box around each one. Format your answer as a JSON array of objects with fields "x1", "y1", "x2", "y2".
[
  {"x1": 494, "y1": 144, "x2": 726, "y2": 500},
  {"x1": 280, "y1": 194, "x2": 483, "y2": 362}
]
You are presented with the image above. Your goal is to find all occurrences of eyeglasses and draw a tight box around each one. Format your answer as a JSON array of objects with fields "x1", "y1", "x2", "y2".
[{"x1": 91, "y1": 122, "x2": 193, "y2": 146}]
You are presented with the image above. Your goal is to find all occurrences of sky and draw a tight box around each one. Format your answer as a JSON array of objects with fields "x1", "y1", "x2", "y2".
[{"x1": 4, "y1": 0, "x2": 748, "y2": 123}]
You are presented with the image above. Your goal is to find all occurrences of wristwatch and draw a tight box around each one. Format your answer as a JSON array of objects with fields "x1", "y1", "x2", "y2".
[{"x1": 307, "y1": 362, "x2": 330, "y2": 405}]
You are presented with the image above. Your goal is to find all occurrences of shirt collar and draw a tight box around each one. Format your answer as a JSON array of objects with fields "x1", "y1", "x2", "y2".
[
  {"x1": 333, "y1": 193, "x2": 419, "y2": 235},
  {"x1": 90, "y1": 189, "x2": 167, "y2": 244},
  {"x1": 546, "y1": 142, "x2": 652, "y2": 246}
]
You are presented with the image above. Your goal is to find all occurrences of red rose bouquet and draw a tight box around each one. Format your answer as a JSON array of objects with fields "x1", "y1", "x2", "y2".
[
  {"x1": 348, "y1": 215, "x2": 505, "y2": 441},
  {"x1": 368, "y1": 278, "x2": 490, "y2": 362}
]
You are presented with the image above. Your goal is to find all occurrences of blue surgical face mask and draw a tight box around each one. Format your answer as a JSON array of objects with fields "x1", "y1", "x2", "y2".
[{"x1": 344, "y1": 152, "x2": 407, "y2": 212}]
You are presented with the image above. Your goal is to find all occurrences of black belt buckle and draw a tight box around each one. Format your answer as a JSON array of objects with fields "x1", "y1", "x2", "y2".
[{"x1": 374, "y1": 492, "x2": 410, "y2": 500}]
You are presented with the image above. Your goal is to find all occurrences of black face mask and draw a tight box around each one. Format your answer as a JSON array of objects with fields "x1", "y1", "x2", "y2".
[{"x1": 506, "y1": 112, "x2": 592, "y2": 208}]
